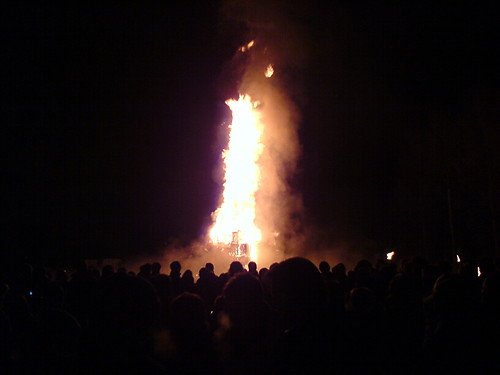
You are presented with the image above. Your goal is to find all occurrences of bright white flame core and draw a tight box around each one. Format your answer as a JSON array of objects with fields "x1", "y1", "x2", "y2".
[
  {"x1": 456, "y1": 254, "x2": 461, "y2": 263},
  {"x1": 209, "y1": 94, "x2": 263, "y2": 261},
  {"x1": 387, "y1": 251, "x2": 395, "y2": 260}
]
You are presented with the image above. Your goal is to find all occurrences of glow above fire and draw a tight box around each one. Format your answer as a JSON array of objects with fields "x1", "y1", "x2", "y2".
[{"x1": 209, "y1": 94, "x2": 264, "y2": 261}]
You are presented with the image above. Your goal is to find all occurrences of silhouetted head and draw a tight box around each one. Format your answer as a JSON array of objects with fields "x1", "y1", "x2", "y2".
[
  {"x1": 332, "y1": 263, "x2": 346, "y2": 279},
  {"x1": 151, "y1": 262, "x2": 161, "y2": 275},
  {"x1": 319, "y1": 261, "x2": 330, "y2": 274},
  {"x1": 139, "y1": 263, "x2": 152, "y2": 277},
  {"x1": 182, "y1": 270, "x2": 193, "y2": 279},
  {"x1": 170, "y1": 261, "x2": 181, "y2": 275},
  {"x1": 170, "y1": 292, "x2": 207, "y2": 333},
  {"x1": 224, "y1": 272, "x2": 262, "y2": 304},
  {"x1": 205, "y1": 262, "x2": 214, "y2": 272},
  {"x1": 248, "y1": 261, "x2": 257, "y2": 272},
  {"x1": 199, "y1": 267, "x2": 207, "y2": 279},
  {"x1": 229, "y1": 261, "x2": 244, "y2": 277},
  {"x1": 269, "y1": 257, "x2": 326, "y2": 327},
  {"x1": 259, "y1": 268, "x2": 269, "y2": 279}
]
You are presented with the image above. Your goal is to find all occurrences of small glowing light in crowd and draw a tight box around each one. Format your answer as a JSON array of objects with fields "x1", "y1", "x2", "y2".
[
  {"x1": 387, "y1": 251, "x2": 395, "y2": 260},
  {"x1": 477, "y1": 266, "x2": 481, "y2": 277},
  {"x1": 456, "y1": 254, "x2": 461, "y2": 263},
  {"x1": 265, "y1": 64, "x2": 274, "y2": 78}
]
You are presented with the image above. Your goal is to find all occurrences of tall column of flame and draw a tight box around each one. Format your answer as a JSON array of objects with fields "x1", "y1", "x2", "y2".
[{"x1": 209, "y1": 94, "x2": 264, "y2": 261}]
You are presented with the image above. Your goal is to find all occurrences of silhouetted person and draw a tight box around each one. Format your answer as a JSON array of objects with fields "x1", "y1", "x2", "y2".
[
  {"x1": 169, "y1": 292, "x2": 213, "y2": 373},
  {"x1": 195, "y1": 268, "x2": 218, "y2": 311},
  {"x1": 170, "y1": 261, "x2": 182, "y2": 297},
  {"x1": 343, "y1": 287, "x2": 387, "y2": 374},
  {"x1": 205, "y1": 263, "x2": 215, "y2": 273},
  {"x1": 151, "y1": 262, "x2": 162, "y2": 277},
  {"x1": 352, "y1": 259, "x2": 376, "y2": 290},
  {"x1": 150, "y1": 274, "x2": 171, "y2": 320},
  {"x1": 66, "y1": 262, "x2": 97, "y2": 328},
  {"x1": 89, "y1": 273, "x2": 165, "y2": 374},
  {"x1": 181, "y1": 270, "x2": 195, "y2": 293},
  {"x1": 319, "y1": 260, "x2": 333, "y2": 281},
  {"x1": 385, "y1": 272, "x2": 424, "y2": 373},
  {"x1": 138, "y1": 263, "x2": 152, "y2": 280},
  {"x1": 228, "y1": 261, "x2": 244, "y2": 277},
  {"x1": 248, "y1": 261, "x2": 258, "y2": 277},
  {"x1": 268, "y1": 257, "x2": 333, "y2": 374},
  {"x1": 423, "y1": 273, "x2": 482, "y2": 373},
  {"x1": 332, "y1": 263, "x2": 347, "y2": 284},
  {"x1": 214, "y1": 272, "x2": 275, "y2": 374}
]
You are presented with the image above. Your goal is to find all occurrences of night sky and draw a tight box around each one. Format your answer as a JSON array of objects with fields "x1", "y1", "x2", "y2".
[{"x1": 2, "y1": 2, "x2": 498, "y2": 262}]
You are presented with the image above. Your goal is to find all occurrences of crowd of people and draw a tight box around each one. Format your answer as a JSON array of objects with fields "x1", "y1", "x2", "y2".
[{"x1": 0, "y1": 254, "x2": 498, "y2": 374}]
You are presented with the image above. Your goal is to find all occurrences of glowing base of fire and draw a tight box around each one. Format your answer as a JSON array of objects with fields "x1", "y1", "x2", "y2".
[
  {"x1": 206, "y1": 241, "x2": 251, "y2": 265},
  {"x1": 208, "y1": 230, "x2": 254, "y2": 263}
]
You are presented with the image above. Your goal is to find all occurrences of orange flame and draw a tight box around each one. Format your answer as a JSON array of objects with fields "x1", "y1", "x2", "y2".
[
  {"x1": 265, "y1": 64, "x2": 274, "y2": 78},
  {"x1": 209, "y1": 94, "x2": 263, "y2": 261},
  {"x1": 239, "y1": 40, "x2": 255, "y2": 52}
]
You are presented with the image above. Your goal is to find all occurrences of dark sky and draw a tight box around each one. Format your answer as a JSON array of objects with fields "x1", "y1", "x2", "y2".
[{"x1": 2, "y1": 2, "x2": 498, "y2": 261}]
